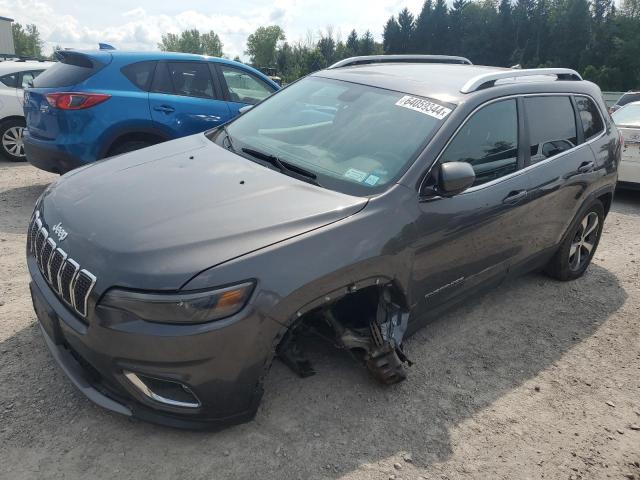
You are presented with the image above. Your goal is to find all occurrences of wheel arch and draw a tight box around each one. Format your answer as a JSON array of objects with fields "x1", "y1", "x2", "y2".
[{"x1": 101, "y1": 128, "x2": 171, "y2": 159}]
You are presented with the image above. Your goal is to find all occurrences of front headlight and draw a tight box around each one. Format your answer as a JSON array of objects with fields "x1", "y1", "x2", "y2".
[{"x1": 100, "y1": 281, "x2": 255, "y2": 324}]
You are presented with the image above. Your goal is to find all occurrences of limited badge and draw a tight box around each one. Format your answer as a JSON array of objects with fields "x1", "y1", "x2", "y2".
[{"x1": 395, "y1": 96, "x2": 452, "y2": 120}]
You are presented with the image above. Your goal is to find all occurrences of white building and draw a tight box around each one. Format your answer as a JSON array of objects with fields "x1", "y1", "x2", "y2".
[{"x1": 0, "y1": 16, "x2": 15, "y2": 58}]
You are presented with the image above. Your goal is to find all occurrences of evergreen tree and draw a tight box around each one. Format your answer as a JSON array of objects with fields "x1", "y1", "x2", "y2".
[
  {"x1": 397, "y1": 8, "x2": 415, "y2": 53},
  {"x1": 414, "y1": 0, "x2": 434, "y2": 52},
  {"x1": 359, "y1": 30, "x2": 376, "y2": 55},
  {"x1": 383, "y1": 16, "x2": 401, "y2": 53},
  {"x1": 430, "y1": 0, "x2": 449, "y2": 54},
  {"x1": 346, "y1": 30, "x2": 359, "y2": 56}
]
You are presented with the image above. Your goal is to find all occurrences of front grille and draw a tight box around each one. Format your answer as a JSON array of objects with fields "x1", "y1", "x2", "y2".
[{"x1": 29, "y1": 211, "x2": 96, "y2": 319}]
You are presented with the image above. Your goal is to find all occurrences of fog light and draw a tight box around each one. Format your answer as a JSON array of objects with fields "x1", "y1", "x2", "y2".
[{"x1": 124, "y1": 371, "x2": 200, "y2": 408}]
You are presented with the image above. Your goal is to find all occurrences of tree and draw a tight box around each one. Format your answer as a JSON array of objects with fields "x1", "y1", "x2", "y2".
[
  {"x1": 318, "y1": 29, "x2": 336, "y2": 65},
  {"x1": 12, "y1": 23, "x2": 43, "y2": 58},
  {"x1": 449, "y1": 0, "x2": 469, "y2": 55},
  {"x1": 358, "y1": 30, "x2": 376, "y2": 55},
  {"x1": 430, "y1": 0, "x2": 449, "y2": 53},
  {"x1": 414, "y1": 0, "x2": 434, "y2": 52},
  {"x1": 158, "y1": 29, "x2": 224, "y2": 57},
  {"x1": 383, "y1": 16, "x2": 401, "y2": 53},
  {"x1": 496, "y1": 0, "x2": 515, "y2": 65},
  {"x1": 397, "y1": 8, "x2": 415, "y2": 53},
  {"x1": 346, "y1": 29, "x2": 359, "y2": 56},
  {"x1": 245, "y1": 26, "x2": 285, "y2": 68}
]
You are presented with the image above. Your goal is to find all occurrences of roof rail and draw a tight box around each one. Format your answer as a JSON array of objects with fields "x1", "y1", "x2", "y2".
[
  {"x1": 460, "y1": 68, "x2": 583, "y2": 93},
  {"x1": 328, "y1": 54, "x2": 473, "y2": 69}
]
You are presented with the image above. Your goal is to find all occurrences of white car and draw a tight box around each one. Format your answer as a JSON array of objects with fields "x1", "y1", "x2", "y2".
[
  {"x1": 612, "y1": 101, "x2": 640, "y2": 188},
  {"x1": 0, "y1": 60, "x2": 55, "y2": 161}
]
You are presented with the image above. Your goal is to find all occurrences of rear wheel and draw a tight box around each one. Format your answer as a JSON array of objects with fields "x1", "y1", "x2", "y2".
[
  {"x1": 107, "y1": 140, "x2": 153, "y2": 157},
  {"x1": 544, "y1": 200, "x2": 604, "y2": 281},
  {"x1": 0, "y1": 118, "x2": 27, "y2": 161}
]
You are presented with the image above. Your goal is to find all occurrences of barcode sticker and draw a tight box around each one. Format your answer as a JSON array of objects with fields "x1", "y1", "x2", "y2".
[{"x1": 395, "y1": 96, "x2": 452, "y2": 120}]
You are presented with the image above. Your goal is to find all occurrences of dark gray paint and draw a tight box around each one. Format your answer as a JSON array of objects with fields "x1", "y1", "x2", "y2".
[{"x1": 29, "y1": 63, "x2": 620, "y2": 429}]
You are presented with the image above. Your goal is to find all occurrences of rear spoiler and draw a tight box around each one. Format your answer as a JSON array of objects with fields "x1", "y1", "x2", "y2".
[{"x1": 54, "y1": 49, "x2": 112, "y2": 67}]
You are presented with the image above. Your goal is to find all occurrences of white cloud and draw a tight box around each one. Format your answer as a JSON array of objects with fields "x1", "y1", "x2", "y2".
[{"x1": 0, "y1": 0, "x2": 425, "y2": 59}]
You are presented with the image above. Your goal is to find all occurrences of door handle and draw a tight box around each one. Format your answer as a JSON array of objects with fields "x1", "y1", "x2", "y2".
[
  {"x1": 503, "y1": 190, "x2": 528, "y2": 204},
  {"x1": 577, "y1": 161, "x2": 595, "y2": 173},
  {"x1": 153, "y1": 105, "x2": 175, "y2": 113}
]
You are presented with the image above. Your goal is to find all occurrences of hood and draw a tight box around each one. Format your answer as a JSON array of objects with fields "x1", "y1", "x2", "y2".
[{"x1": 38, "y1": 134, "x2": 367, "y2": 292}]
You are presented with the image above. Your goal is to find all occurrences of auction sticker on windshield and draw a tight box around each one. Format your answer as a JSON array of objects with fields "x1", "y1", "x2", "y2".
[{"x1": 395, "y1": 96, "x2": 452, "y2": 120}]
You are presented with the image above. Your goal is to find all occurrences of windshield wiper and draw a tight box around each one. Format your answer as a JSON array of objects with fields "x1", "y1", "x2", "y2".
[
  {"x1": 220, "y1": 125, "x2": 235, "y2": 152},
  {"x1": 241, "y1": 147, "x2": 320, "y2": 186}
]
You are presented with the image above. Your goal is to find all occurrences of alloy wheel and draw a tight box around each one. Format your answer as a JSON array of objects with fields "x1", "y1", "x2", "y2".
[
  {"x1": 568, "y1": 211, "x2": 599, "y2": 271},
  {"x1": 2, "y1": 126, "x2": 25, "y2": 158}
]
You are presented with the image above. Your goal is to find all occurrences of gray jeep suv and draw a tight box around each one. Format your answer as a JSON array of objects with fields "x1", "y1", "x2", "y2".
[{"x1": 27, "y1": 56, "x2": 621, "y2": 429}]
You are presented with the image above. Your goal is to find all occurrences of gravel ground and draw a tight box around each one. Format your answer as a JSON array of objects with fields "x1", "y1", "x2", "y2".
[{"x1": 1, "y1": 158, "x2": 639, "y2": 480}]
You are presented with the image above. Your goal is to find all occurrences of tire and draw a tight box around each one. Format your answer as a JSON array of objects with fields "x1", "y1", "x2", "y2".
[
  {"x1": 0, "y1": 118, "x2": 27, "y2": 161},
  {"x1": 107, "y1": 140, "x2": 153, "y2": 157},
  {"x1": 544, "y1": 200, "x2": 605, "y2": 281}
]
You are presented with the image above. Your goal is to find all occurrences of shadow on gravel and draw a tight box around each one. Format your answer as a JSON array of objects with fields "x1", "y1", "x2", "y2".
[
  {"x1": 0, "y1": 262, "x2": 627, "y2": 479},
  {"x1": 0, "y1": 183, "x2": 48, "y2": 233},
  {"x1": 612, "y1": 189, "x2": 640, "y2": 215}
]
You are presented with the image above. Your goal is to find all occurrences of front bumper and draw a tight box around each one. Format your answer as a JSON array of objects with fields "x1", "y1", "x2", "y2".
[
  {"x1": 24, "y1": 132, "x2": 86, "y2": 174},
  {"x1": 28, "y1": 256, "x2": 282, "y2": 430}
]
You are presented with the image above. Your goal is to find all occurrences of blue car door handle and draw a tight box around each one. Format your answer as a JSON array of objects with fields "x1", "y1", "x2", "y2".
[{"x1": 153, "y1": 105, "x2": 175, "y2": 113}]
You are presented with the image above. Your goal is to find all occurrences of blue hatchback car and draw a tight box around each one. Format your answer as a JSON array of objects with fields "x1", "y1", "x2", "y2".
[{"x1": 24, "y1": 50, "x2": 280, "y2": 174}]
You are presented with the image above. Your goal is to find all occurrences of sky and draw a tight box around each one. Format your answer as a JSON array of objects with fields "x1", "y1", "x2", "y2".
[{"x1": 1, "y1": 0, "x2": 425, "y2": 59}]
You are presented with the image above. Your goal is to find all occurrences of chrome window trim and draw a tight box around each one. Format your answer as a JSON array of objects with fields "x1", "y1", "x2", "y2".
[
  {"x1": 419, "y1": 92, "x2": 607, "y2": 196},
  {"x1": 74, "y1": 269, "x2": 97, "y2": 317},
  {"x1": 45, "y1": 237, "x2": 57, "y2": 281}
]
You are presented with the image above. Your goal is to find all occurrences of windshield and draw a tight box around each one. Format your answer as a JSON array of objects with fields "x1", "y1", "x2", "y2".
[
  {"x1": 612, "y1": 103, "x2": 640, "y2": 127},
  {"x1": 211, "y1": 76, "x2": 452, "y2": 195}
]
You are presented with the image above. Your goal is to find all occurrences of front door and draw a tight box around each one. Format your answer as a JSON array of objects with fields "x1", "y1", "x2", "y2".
[
  {"x1": 214, "y1": 64, "x2": 277, "y2": 116},
  {"x1": 149, "y1": 61, "x2": 231, "y2": 138},
  {"x1": 410, "y1": 98, "x2": 534, "y2": 316}
]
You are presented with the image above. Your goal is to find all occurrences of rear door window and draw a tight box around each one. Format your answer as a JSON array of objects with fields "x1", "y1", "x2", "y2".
[
  {"x1": 218, "y1": 65, "x2": 275, "y2": 104},
  {"x1": 167, "y1": 62, "x2": 215, "y2": 99},
  {"x1": 616, "y1": 92, "x2": 640, "y2": 108},
  {"x1": 440, "y1": 99, "x2": 519, "y2": 186},
  {"x1": 150, "y1": 62, "x2": 173, "y2": 94},
  {"x1": 524, "y1": 96, "x2": 577, "y2": 164},
  {"x1": 121, "y1": 61, "x2": 157, "y2": 91},
  {"x1": 575, "y1": 96, "x2": 604, "y2": 140}
]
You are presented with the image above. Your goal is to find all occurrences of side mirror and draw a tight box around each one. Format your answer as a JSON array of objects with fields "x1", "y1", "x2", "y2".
[
  {"x1": 438, "y1": 162, "x2": 476, "y2": 196},
  {"x1": 239, "y1": 105, "x2": 253, "y2": 114}
]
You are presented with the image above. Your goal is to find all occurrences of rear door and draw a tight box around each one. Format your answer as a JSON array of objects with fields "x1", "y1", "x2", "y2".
[
  {"x1": 214, "y1": 64, "x2": 277, "y2": 116},
  {"x1": 149, "y1": 61, "x2": 231, "y2": 138},
  {"x1": 523, "y1": 95, "x2": 600, "y2": 255}
]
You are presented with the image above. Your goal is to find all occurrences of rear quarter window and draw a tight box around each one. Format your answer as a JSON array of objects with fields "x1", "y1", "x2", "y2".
[
  {"x1": 33, "y1": 53, "x2": 104, "y2": 88},
  {"x1": 575, "y1": 96, "x2": 604, "y2": 140},
  {"x1": 0, "y1": 73, "x2": 18, "y2": 88}
]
